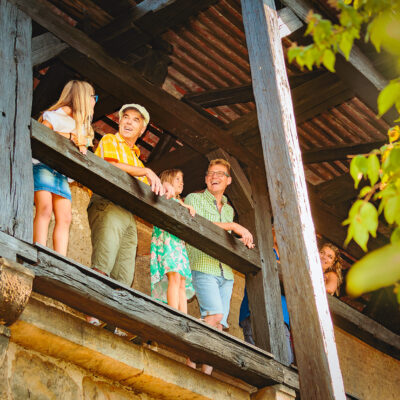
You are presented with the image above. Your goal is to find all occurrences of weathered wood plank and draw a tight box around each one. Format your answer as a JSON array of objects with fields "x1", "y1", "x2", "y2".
[
  {"x1": 328, "y1": 296, "x2": 400, "y2": 361},
  {"x1": 31, "y1": 120, "x2": 261, "y2": 274},
  {"x1": 95, "y1": 0, "x2": 219, "y2": 57},
  {"x1": 242, "y1": 1, "x2": 346, "y2": 398},
  {"x1": 0, "y1": 1, "x2": 33, "y2": 243},
  {"x1": 303, "y1": 140, "x2": 387, "y2": 164},
  {"x1": 13, "y1": 0, "x2": 261, "y2": 168},
  {"x1": 32, "y1": 32, "x2": 68, "y2": 67},
  {"x1": 0, "y1": 231, "x2": 37, "y2": 263},
  {"x1": 24, "y1": 246, "x2": 299, "y2": 389},
  {"x1": 248, "y1": 169, "x2": 290, "y2": 365}
]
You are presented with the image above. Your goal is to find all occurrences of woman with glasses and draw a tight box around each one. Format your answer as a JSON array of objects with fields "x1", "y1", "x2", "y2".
[{"x1": 33, "y1": 80, "x2": 97, "y2": 256}]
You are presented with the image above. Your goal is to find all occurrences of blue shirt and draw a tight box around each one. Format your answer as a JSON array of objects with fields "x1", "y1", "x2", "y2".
[{"x1": 239, "y1": 249, "x2": 290, "y2": 327}]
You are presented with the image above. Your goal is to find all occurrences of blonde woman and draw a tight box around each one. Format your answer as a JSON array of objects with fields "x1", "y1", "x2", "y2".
[
  {"x1": 319, "y1": 242, "x2": 343, "y2": 296},
  {"x1": 33, "y1": 80, "x2": 97, "y2": 255}
]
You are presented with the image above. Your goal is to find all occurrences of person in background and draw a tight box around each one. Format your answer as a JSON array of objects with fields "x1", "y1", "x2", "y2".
[
  {"x1": 319, "y1": 242, "x2": 343, "y2": 296},
  {"x1": 33, "y1": 80, "x2": 96, "y2": 256}
]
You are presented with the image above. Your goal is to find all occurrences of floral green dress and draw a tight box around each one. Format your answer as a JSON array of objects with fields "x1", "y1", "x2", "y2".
[{"x1": 150, "y1": 201, "x2": 195, "y2": 303}]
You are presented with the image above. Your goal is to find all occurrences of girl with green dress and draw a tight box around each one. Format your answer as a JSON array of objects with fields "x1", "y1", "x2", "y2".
[{"x1": 150, "y1": 169, "x2": 195, "y2": 313}]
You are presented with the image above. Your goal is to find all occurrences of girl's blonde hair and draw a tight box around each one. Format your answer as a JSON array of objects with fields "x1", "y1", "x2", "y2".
[
  {"x1": 320, "y1": 242, "x2": 343, "y2": 295},
  {"x1": 39, "y1": 80, "x2": 95, "y2": 146},
  {"x1": 159, "y1": 169, "x2": 183, "y2": 197}
]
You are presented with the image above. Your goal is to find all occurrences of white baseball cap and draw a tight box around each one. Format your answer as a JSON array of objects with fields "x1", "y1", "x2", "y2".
[{"x1": 118, "y1": 104, "x2": 150, "y2": 126}]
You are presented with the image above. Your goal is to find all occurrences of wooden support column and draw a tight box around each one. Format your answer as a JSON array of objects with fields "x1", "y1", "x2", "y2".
[
  {"x1": 248, "y1": 169, "x2": 290, "y2": 365},
  {"x1": 0, "y1": 0, "x2": 33, "y2": 243},
  {"x1": 241, "y1": 1, "x2": 346, "y2": 399}
]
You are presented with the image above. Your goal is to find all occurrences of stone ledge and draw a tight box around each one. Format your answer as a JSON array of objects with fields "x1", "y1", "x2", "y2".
[{"x1": 10, "y1": 296, "x2": 252, "y2": 400}]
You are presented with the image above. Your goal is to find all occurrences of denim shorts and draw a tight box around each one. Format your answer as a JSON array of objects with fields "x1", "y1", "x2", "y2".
[
  {"x1": 33, "y1": 163, "x2": 71, "y2": 201},
  {"x1": 191, "y1": 270, "x2": 234, "y2": 328}
]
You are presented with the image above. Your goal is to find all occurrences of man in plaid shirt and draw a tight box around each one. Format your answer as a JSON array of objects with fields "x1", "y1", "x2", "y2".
[
  {"x1": 185, "y1": 159, "x2": 254, "y2": 374},
  {"x1": 88, "y1": 104, "x2": 173, "y2": 287}
]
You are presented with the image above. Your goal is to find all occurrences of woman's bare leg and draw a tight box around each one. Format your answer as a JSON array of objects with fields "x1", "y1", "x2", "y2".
[
  {"x1": 52, "y1": 194, "x2": 72, "y2": 256},
  {"x1": 178, "y1": 277, "x2": 188, "y2": 314},
  {"x1": 33, "y1": 191, "x2": 53, "y2": 246},
  {"x1": 166, "y1": 271, "x2": 181, "y2": 309}
]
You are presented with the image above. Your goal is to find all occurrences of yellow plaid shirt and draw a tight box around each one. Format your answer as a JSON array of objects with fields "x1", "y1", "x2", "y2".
[{"x1": 95, "y1": 133, "x2": 149, "y2": 185}]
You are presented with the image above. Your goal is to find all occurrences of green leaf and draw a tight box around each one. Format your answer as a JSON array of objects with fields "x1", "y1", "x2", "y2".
[
  {"x1": 359, "y1": 202, "x2": 378, "y2": 237},
  {"x1": 384, "y1": 196, "x2": 400, "y2": 224},
  {"x1": 346, "y1": 243, "x2": 400, "y2": 297},
  {"x1": 378, "y1": 80, "x2": 400, "y2": 117},
  {"x1": 339, "y1": 31, "x2": 354, "y2": 60},
  {"x1": 322, "y1": 49, "x2": 336, "y2": 72},
  {"x1": 391, "y1": 227, "x2": 400, "y2": 244},
  {"x1": 350, "y1": 155, "x2": 368, "y2": 188},
  {"x1": 353, "y1": 222, "x2": 369, "y2": 251},
  {"x1": 367, "y1": 154, "x2": 380, "y2": 186},
  {"x1": 359, "y1": 186, "x2": 372, "y2": 198}
]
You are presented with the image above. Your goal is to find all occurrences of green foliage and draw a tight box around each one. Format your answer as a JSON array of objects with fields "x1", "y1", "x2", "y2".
[{"x1": 288, "y1": 0, "x2": 400, "y2": 300}]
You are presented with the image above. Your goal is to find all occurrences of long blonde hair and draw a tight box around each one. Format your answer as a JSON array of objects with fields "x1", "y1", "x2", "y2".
[
  {"x1": 39, "y1": 80, "x2": 95, "y2": 146},
  {"x1": 320, "y1": 242, "x2": 343, "y2": 295}
]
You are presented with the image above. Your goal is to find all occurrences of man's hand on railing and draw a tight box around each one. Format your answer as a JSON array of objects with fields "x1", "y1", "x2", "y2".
[
  {"x1": 144, "y1": 168, "x2": 165, "y2": 196},
  {"x1": 231, "y1": 223, "x2": 255, "y2": 249},
  {"x1": 162, "y1": 182, "x2": 175, "y2": 200}
]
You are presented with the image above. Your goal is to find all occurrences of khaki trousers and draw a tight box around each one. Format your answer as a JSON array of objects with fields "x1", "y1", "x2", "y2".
[{"x1": 88, "y1": 195, "x2": 137, "y2": 286}]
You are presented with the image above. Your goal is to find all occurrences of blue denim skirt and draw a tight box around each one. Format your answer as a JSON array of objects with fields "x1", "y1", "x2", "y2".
[{"x1": 33, "y1": 163, "x2": 71, "y2": 201}]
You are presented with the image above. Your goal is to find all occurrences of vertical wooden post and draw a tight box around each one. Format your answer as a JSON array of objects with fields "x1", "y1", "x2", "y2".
[
  {"x1": 241, "y1": 1, "x2": 346, "y2": 399},
  {"x1": 248, "y1": 168, "x2": 290, "y2": 365},
  {"x1": 0, "y1": 0, "x2": 33, "y2": 243}
]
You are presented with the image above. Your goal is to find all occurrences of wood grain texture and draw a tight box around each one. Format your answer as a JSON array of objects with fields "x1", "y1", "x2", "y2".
[
  {"x1": 0, "y1": 231, "x2": 37, "y2": 263},
  {"x1": 32, "y1": 32, "x2": 68, "y2": 67},
  {"x1": 31, "y1": 120, "x2": 261, "y2": 274},
  {"x1": 241, "y1": 1, "x2": 346, "y2": 398},
  {"x1": 328, "y1": 296, "x2": 400, "y2": 360},
  {"x1": 248, "y1": 169, "x2": 290, "y2": 365},
  {"x1": 24, "y1": 245, "x2": 299, "y2": 389},
  {"x1": 302, "y1": 140, "x2": 387, "y2": 165},
  {"x1": 0, "y1": 0, "x2": 33, "y2": 243},
  {"x1": 12, "y1": 0, "x2": 261, "y2": 168}
]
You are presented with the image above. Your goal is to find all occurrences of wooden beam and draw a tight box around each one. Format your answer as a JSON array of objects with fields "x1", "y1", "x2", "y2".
[
  {"x1": 312, "y1": 174, "x2": 357, "y2": 205},
  {"x1": 20, "y1": 243, "x2": 299, "y2": 389},
  {"x1": 13, "y1": 0, "x2": 261, "y2": 167},
  {"x1": 242, "y1": 1, "x2": 346, "y2": 398},
  {"x1": 147, "y1": 145, "x2": 202, "y2": 174},
  {"x1": 281, "y1": 0, "x2": 397, "y2": 125},
  {"x1": 32, "y1": 61, "x2": 75, "y2": 118},
  {"x1": 302, "y1": 140, "x2": 387, "y2": 164},
  {"x1": 0, "y1": 1, "x2": 33, "y2": 243},
  {"x1": 248, "y1": 169, "x2": 291, "y2": 365},
  {"x1": 226, "y1": 73, "x2": 353, "y2": 150},
  {"x1": 328, "y1": 295, "x2": 400, "y2": 360},
  {"x1": 95, "y1": 0, "x2": 219, "y2": 57},
  {"x1": 32, "y1": 32, "x2": 68, "y2": 67},
  {"x1": 31, "y1": 120, "x2": 261, "y2": 275}
]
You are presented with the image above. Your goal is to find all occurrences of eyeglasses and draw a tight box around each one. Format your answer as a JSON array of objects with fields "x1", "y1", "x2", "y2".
[
  {"x1": 92, "y1": 95, "x2": 99, "y2": 103},
  {"x1": 206, "y1": 171, "x2": 230, "y2": 178}
]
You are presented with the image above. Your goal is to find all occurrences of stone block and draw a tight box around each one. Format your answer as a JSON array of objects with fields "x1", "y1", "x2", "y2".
[
  {"x1": 11, "y1": 351, "x2": 80, "y2": 399},
  {"x1": 0, "y1": 258, "x2": 34, "y2": 326}
]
